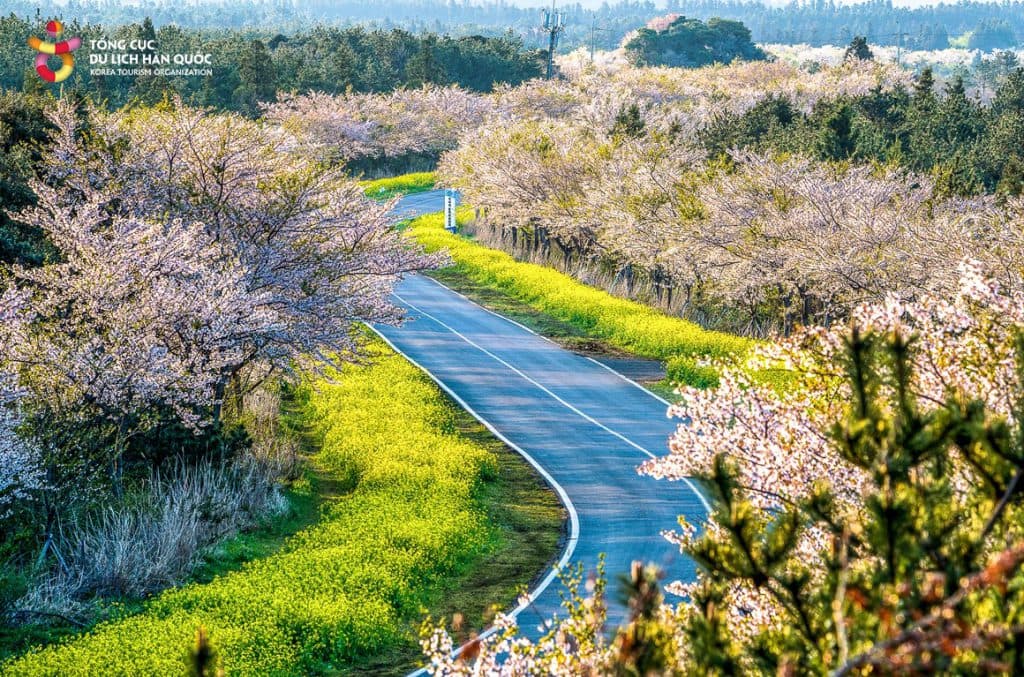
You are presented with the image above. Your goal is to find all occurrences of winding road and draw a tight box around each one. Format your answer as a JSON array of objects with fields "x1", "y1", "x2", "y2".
[{"x1": 380, "y1": 191, "x2": 708, "y2": 644}]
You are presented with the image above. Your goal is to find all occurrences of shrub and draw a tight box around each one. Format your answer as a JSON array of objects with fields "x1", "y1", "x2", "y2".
[{"x1": 17, "y1": 456, "x2": 289, "y2": 612}]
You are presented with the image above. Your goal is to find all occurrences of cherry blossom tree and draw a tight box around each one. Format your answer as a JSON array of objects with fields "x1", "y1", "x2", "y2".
[
  {"x1": 440, "y1": 61, "x2": 916, "y2": 324},
  {"x1": 0, "y1": 98, "x2": 438, "y2": 503},
  {"x1": 443, "y1": 114, "x2": 1023, "y2": 334},
  {"x1": 644, "y1": 259, "x2": 1024, "y2": 516},
  {"x1": 439, "y1": 58, "x2": 988, "y2": 334},
  {"x1": 648, "y1": 264, "x2": 1024, "y2": 673},
  {"x1": 263, "y1": 85, "x2": 494, "y2": 165},
  {"x1": 420, "y1": 264, "x2": 1024, "y2": 675},
  {"x1": 690, "y1": 151, "x2": 942, "y2": 331},
  {"x1": 0, "y1": 295, "x2": 42, "y2": 522}
]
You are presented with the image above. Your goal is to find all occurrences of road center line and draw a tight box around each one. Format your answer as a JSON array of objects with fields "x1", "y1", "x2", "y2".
[
  {"x1": 394, "y1": 291, "x2": 712, "y2": 515},
  {"x1": 419, "y1": 275, "x2": 674, "y2": 408}
]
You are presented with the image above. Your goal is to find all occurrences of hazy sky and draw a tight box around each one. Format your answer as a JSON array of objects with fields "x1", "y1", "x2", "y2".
[
  {"x1": 500, "y1": 0, "x2": 996, "y2": 7},
  {"x1": 95, "y1": 0, "x2": 1007, "y2": 6},
  {"x1": 50, "y1": 0, "x2": 1008, "y2": 12}
]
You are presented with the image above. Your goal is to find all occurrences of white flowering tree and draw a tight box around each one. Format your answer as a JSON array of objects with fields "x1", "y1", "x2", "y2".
[
  {"x1": 433, "y1": 57, "x2": 1024, "y2": 334},
  {"x1": 443, "y1": 108, "x2": 1022, "y2": 333},
  {"x1": 0, "y1": 317, "x2": 42, "y2": 523},
  {"x1": 0, "y1": 99, "x2": 437, "y2": 512},
  {"x1": 421, "y1": 263, "x2": 1024, "y2": 674},
  {"x1": 263, "y1": 85, "x2": 494, "y2": 167}
]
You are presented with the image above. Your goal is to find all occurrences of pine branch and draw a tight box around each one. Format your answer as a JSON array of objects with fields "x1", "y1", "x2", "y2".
[{"x1": 833, "y1": 542, "x2": 1024, "y2": 676}]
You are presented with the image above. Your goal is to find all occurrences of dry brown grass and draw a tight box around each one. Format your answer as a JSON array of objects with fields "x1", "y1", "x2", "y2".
[{"x1": 16, "y1": 387, "x2": 298, "y2": 618}]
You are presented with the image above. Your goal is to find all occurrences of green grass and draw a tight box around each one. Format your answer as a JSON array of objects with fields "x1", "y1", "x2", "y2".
[
  {"x1": 361, "y1": 172, "x2": 437, "y2": 200},
  {"x1": 1, "y1": 340, "x2": 564, "y2": 676},
  {"x1": 0, "y1": 478, "x2": 327, "y2": 666},
  {"x1": 406, "y1": 210, "x2": 754, "y2": 388}
]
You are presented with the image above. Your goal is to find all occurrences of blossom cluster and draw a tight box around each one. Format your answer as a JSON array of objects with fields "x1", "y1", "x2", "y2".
[
  {"x1": 263, "y1": 85, "x2": 495, "y2": 163},
  {"x1": 0, "y1": 387, "x2": 43, "y2": 520},
  {"x1": 442, "y1": 108, "x2": 1022, "y2": 332},
  {"x1": 0, "y1": 98, "x2": 438, "y2": 509},
  {"x1": 419, "y1": 264, "x2": 1024, "y2": 673}
]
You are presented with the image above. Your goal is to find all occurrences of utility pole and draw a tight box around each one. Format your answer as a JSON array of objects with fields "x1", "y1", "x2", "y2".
[
  {"x1": 896, "y1": 21, "x2": 902, "y2": 67},
  {"x1": 542, "y1": 3, "x2": 565, "y2": 80},
  {"x1": 893, "y1": 22, "x2": 911, "y2": 67},
  {"x1": 589, "y1": 14, "x2": 611, "y2": 62}
]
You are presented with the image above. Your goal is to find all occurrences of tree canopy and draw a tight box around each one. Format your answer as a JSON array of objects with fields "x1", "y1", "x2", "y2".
[{"x1": 624, "y1": 15, "x2": 766, "y2": 68}]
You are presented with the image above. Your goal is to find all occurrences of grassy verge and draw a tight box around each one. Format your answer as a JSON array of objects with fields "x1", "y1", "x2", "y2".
[
  {"x1": 1, "y1": 340, "x2": 563, "y2": 676},
  {"x1": 426, "y1": 267, "x2": 686, "y2": 398},
  {"x1": 334, "y1": 373, "x2": 564, "y2": 675},
  {"x1": 406, "y1": 210, "x2": 753, "y2": 388},
  {"x1": 361, "y1": 172, "x2": 437, "y2": 200},
  {"x1": 428, "y1": 266, "x2": 640, "y2": 357}
]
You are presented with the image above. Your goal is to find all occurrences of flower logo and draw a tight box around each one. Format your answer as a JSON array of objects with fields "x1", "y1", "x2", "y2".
[{"x1": 28, "y1": 20, "x2": 82, "y2": 83}]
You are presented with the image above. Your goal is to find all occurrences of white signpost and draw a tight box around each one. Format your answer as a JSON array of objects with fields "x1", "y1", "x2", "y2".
[{"x1": 444, "y1": 189, "x2": 457, "y2": 233}]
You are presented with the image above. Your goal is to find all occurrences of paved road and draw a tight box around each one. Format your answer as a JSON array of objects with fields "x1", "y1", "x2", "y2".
[
  {"x1": 390, "y1": 189, "x2": 451, "y2": 220},
  {"x1": 380, "y1": 192, "x2": 708, "y2": 641}
]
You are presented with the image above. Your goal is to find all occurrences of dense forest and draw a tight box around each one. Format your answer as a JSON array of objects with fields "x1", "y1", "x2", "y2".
[
  {"x1": 673, "y1": 0, "x2": 1022, "y2": 49},
  {"x1": 699, "y1": 63, "x2": 1024, "y2": 198},
  {"x1": 1, "y1": 15, "x2": 543, "y2": 114},
  {"x1": 2, "y1": 0, "x2": 1022, "y2": 53}
]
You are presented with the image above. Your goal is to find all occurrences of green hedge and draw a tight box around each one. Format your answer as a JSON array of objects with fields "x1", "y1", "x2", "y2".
[
  {"x1": 407, "y1": 210, "x2": 752, "y2": 387},
  {"x1": 2, "y1": 342, "x2": 495, "y2": 675},
  {"x1": 361, "y1": 172, "x2": 437, "y2": 200}
]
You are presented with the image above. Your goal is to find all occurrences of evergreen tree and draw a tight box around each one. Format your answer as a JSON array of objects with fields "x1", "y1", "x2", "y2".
[
  {"x1": 610, "y1": 103, "x2": 646, "y2": 139},
  {"x1": 407, "y1": 35, "x2": 446, "y2": 87},
  {"x1": 936, "y1": 76, "x2": 983, "y2": 152},
  {"x1": 915, "y1": 67, "x2": 936, "y2": 101},
  {"x1": 0, "y1": 91, "x2": 53, "y2": 266},
  {"x1": 815, "y1": 101, "x2": 857, "y2": 160},
  {"x1": 624, "y1": 15, "x2": 766, "y2": 68},
  {"x1": 968, "y1": 18, "x2": 1018, "y2": 51},
  {"x1": 128, "y1": 18, "x2": 174, "y2": 105},
  {"x1": 233, "y1": 39, "x2": 276, "y2": 115},
  {"x1": 993, "y1": 68, "x2": 1024, "y2": 116},
  {"x1": 844, "y1": 35, "x2": 873, "y2": 61},
  {"x1": 903, "y1": 68, "x2": 939, "y2": 172},
  {"x1": 680, "y1": 328, "x2": 1024, "y2": 674},
  {"x1": 996, "y1": 156, "x2": 1024, "y2": 200}
]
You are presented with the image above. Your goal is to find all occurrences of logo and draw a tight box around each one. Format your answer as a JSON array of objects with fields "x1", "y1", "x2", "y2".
[{"x1": 28, "y1": 21, "x2": 82, "y2": 83}]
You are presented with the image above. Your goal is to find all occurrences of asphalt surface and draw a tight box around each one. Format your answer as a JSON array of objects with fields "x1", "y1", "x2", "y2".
[
  {"x1": 390, "y1": 189, "x2": 452, "y2": 220},
  {"x1": 379, "y1": 191, "x2": 708, "y2": 641}
]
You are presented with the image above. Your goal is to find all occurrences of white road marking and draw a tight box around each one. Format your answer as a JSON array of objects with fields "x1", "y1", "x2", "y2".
[
  {"x1": 387, "y1": 195, "x2": 711, "y2": 674},
  {"x1": 418, "y1": 274, "x2": 674, "y2": 408},
  {"x1": 583, "y1": 355, "x2": 673, "y2": 407},
  {"x1": 393, "y1": 291, "x2": 712, "y2": 516},
  {"x1": 420, "y1": 274, "x2": 554, "y2": 341},
  {"x1": 368, "y1": 325, "x2": 580, "y2": 676}
]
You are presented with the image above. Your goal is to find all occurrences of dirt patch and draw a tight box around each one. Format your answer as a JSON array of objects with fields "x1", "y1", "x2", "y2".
[{"x1": 586, "y1": 356, "x2": 667, "y2": 382}]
